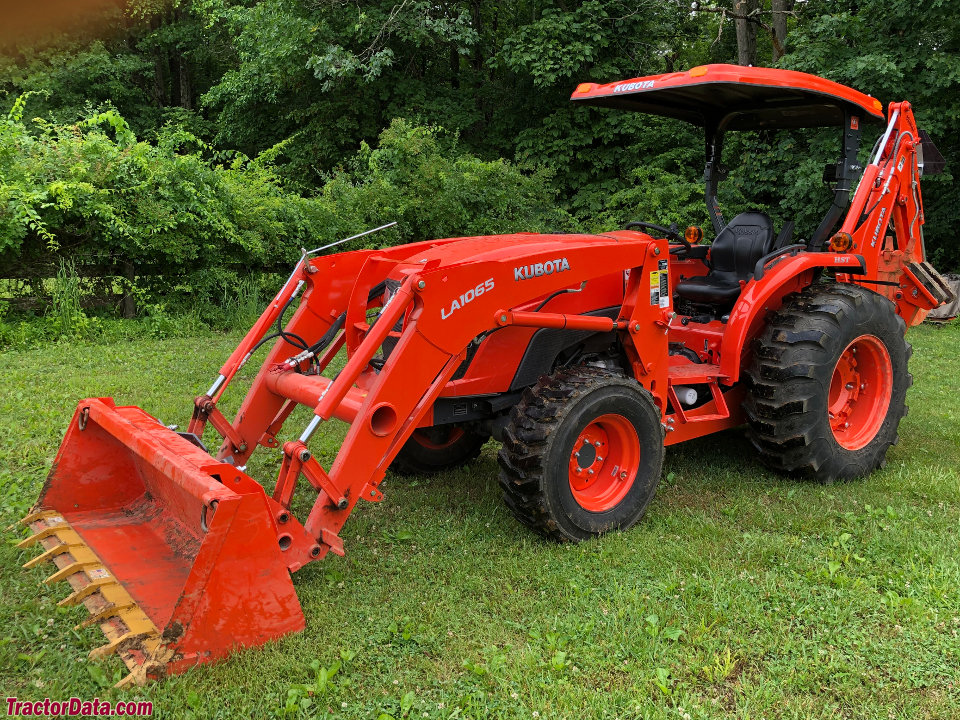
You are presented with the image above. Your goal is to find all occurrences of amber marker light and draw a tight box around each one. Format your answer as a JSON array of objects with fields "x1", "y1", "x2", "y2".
[
  {"x1": 829, "y1": 232, "x2": 854, "y2": 252},
  {"x1": 575, "y1": 83, "x2": 594, "y2": 94},
  {"x1": 685, "y1": 226, "x2": 704, "y2": 244}
]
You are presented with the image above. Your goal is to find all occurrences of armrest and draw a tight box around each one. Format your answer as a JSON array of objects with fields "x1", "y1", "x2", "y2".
[{"x1": 753, "y1": 244, "x2": 807, "y2": 281}]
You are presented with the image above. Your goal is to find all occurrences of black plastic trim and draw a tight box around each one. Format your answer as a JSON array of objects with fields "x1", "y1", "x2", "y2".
[
  {"x1": 508, "y1": 307, "x2": 620, "y2": 391},
  {"x1": 432, "y1": 391, "x2": 524, "y2": 425},
  {"x1": 753, "y1": 244, "x2": 806, "y2": 281}
]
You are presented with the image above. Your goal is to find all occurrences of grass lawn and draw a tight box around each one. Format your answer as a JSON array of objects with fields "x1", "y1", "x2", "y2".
[{"x1": 0, "y1": 321, "x2": 958, "y2": 719}]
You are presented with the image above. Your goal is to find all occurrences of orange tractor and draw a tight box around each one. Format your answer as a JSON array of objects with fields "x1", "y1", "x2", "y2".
[{"x1": 17, "y1": 65, "x2": 954, "y2": 684}]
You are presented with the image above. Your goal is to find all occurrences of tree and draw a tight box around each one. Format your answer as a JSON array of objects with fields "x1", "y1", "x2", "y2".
[
  {"x1": 734, "y1": 0, "x2": 759, "y2": 65},
  {"x1": 771, "y1": 0, "x2": 792, "y2": 62}
]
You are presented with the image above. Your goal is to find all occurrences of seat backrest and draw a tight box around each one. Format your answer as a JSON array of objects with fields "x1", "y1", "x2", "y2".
[{"x1": 709, "y1": 211, "x2": 775, "y2": 281}]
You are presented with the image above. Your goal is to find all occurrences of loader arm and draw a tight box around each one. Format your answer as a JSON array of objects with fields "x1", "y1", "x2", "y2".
[
  {"x1": 225, "y1": 234, "x2": 671, "y2": 568},
  {"x1": 17, "y1": 232, "x2": 668, "y2": 683}
]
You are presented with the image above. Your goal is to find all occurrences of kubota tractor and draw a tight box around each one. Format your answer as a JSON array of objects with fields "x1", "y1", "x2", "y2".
[{"x1": 17, "y1": 65, "x2": 954, "y2": 684}]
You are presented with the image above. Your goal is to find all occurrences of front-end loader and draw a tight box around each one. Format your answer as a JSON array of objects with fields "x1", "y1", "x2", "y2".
[{"x1": 16, "y1": 64, "x2": 954, "y2": 684}]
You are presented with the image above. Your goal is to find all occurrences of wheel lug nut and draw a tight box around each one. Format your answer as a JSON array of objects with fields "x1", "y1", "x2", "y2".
[
  {"x1": 597, "y1": 456, "x2": 604, "y2": 462},
  {"x1": 860, "y1": 383, "x2": 866, "y2": 390},
  {"x1": 594, "y1": 441, "x2": 601, "y2": 447},
  {"x1": 843, "y1": 422, "x2": 850, "y2": 428},
  {"x1": 587, "y1": 469, "x2": 594, "y2": 476},
  {"x1": 845, "y1": 383, "x2": 854, "y2": 390},
  {"x1": 620, "y1": 471, "x2": 627, "y2": 480}
]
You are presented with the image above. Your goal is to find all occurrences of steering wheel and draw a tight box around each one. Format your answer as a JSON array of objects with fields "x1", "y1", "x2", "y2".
[{"x1": 623, "y1": 221, "x2": 692, "y2": 255}]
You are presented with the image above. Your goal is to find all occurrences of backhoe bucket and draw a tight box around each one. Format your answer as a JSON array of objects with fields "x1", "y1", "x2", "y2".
[{"x1": 18, "y1": 398, "x2": 305, "y2": 686}]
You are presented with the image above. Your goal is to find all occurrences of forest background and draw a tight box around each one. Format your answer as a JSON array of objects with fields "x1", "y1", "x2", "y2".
[{"x1": 1, "y1": 0, "x2": 956, "y2": 339}]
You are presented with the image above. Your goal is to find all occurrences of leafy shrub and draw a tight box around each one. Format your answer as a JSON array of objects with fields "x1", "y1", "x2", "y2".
[
  {"x1": 319, "y1": 119, "x2": 573, "y2": 245},
  {"x1": 0, "y1": 101, "x2": 567, "y2": 320}
]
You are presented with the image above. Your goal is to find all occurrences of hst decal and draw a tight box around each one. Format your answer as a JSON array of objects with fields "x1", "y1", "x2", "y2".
[
  {"x1": 441, "y1": 279, "x2": 495, "y2": 320},
  {"x1": 514, "y1": 257, "x2": 571, "y2": 281}
]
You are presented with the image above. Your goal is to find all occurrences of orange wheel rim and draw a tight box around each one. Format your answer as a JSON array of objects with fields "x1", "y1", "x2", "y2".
[
  {"x1": 411, "y1": 426, "x2": 466, "y2": 451},
  {"x1": 828, "y1": 335, "x2": 893, "y2": 451},
  {"x1": 567, "y1": 414, "x2": 640, "y2": 512}
]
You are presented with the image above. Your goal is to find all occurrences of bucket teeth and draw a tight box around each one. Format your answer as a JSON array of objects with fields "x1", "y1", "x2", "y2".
[
  {"x1": 114, "y1": 669, "x2": 150, "y2": 690},
  {"x1": 19, "y1": 509, "x2": 64, "y2": 526},
  {"x1": 114, "y1": 673, "x2": 139, "y2": 690},
  {"x1": 17, "y1": 523, "x2": 68, "y2": 549},
  {"x1": 89, "y1": 631, "x2": 152, "y2": 660},
  {"x1": 114, "y1": 652, "x2": 174, "y2": 689},
  {"x1": 45, "y1": 561, "x2": 104, "y2": 585},
  {"x1": 58, "y1": 578, "x2": 114, "y2": 607},
  {"x1": 19, "y1": 510, "x2": 170, "y2": 686},
  {"x1": 23, "y1": 542, "x2": 79, "y2": 569},
  {"x1": 76, "y1": 601, "x2": 136, "y2": 630}
]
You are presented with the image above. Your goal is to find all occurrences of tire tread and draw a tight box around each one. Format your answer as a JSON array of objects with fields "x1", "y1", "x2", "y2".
[{"x1": 744, "y1": 283, "x2": 909, "y2": 483}]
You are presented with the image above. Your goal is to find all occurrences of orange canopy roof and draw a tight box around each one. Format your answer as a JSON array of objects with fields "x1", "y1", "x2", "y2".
[{"x1": 571, "y1": 64, "x2": 885, "y2": 130}]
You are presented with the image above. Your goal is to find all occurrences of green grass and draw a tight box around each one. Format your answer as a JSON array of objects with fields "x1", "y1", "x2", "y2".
[{"x1": 1, "y1": 323, "x2": 958, "y2": 719}]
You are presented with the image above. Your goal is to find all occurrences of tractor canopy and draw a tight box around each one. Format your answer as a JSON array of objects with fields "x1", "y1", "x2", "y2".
[
  {"x1": 569, "y1": 64, "x2": 885, "y2": 130},
  {"x1": 570, "y1": 64, "x2": 888, "y2": 246}
]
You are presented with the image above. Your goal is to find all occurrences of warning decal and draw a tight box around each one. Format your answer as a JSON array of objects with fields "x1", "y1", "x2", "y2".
[{"x1": 650, "y1": 261, "x2": 670, "y2": 308}]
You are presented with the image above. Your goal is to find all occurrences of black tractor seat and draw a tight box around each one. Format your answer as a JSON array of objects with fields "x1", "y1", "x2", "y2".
[{"x1": 675, "y1": 211, "x2": 776, "y2": 306}]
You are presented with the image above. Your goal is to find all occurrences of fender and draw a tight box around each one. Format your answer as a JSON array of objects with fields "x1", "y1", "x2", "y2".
[{"x1": 719, "y1": 252, "x2": 866, "y2": 382}]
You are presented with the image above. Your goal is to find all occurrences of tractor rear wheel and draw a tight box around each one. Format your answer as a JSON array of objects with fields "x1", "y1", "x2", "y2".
[
  {"x1": 498, "y1": 366, "x2": 665, "y2": 542},
  {"x1": 744, "y1": 283, "x2": 911, "y2": 482},
  {"x1": 390, "y1": 424, "x2": 488, "y2": 476}
]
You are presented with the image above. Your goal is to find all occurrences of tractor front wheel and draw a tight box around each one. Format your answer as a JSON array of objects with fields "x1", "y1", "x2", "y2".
[
  {"x1": 745, "y1": 283, "x2": 911, "y2": 482},
  {"x1": 498, "y1": 367, "x2": 665, "y2": 542},
  {"x1": 391, "y1": 425, "x2": 488, "y2": 476}
]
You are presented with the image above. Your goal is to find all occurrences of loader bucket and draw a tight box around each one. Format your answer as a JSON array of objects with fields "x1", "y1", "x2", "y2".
[{"x1": 18, "y1": 398, "x2": 305, "y2": 686}]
